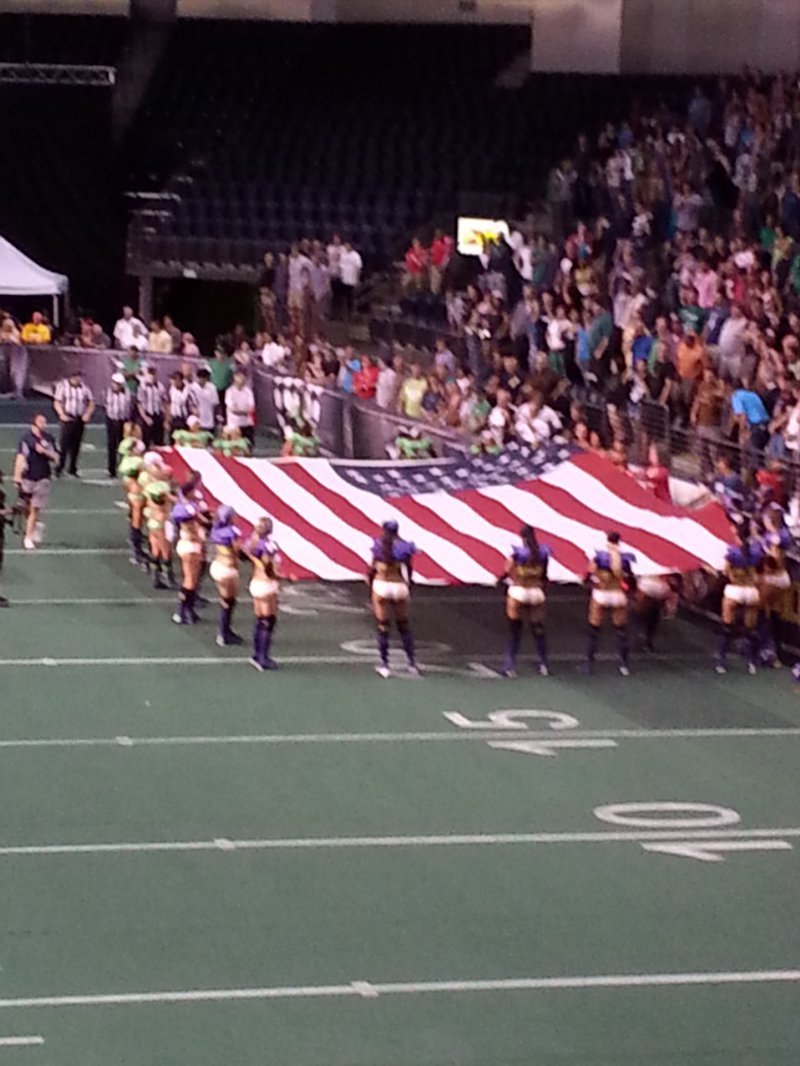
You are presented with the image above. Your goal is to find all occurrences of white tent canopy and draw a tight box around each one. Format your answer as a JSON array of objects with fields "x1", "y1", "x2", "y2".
[
  {"x1": 0, "y1": 235, "x2": 69, "y2": 327},
  {"x1": 0, "y1": 236, "x2": 68, "y2": 297}
]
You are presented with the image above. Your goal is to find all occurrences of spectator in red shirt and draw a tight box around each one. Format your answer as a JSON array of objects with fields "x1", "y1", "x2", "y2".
[
  {"x1": 403, "y1": 237, "x2": 428, "y2": 292},
  {"x1": 644, "y1": 443, "x2": 671, "y2": 503},
  {"x1": 755, "y1": 458, "x2": 786, "y2": 507},
  {"x1": 429, "y1": 229, "x2": 454, "y2": 295},
  {"x1": 353, "y1": 354, "x2": 379, "y2": 401}
]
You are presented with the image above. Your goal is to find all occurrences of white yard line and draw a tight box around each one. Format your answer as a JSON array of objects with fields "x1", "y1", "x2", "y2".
[
  {"x1": 0, "y1": 826, "x2": 798, "y2": 858},
  {"x1": 0, "y1": 1036, "x2": 44, "y2": 1046},
  {"x1": 13, "y1": 598, "x2": 164, "y2": 606},
  {"x1": 0, "y1": 969, "x2": 797, "y2": 1010},
  {"x1": 6, "y1": 548, "x2": 127, "y2": 556},
  {"x1": 0, "y1": 423, "x2": 104, "y2": 430},
  {"x1": 0, "y1": 652, "x2": 711, "y2": 667},
  {"x1": 0, "y1": 727, "x2": 795, "y2": 752},
  {"x1": 46, "y1": 509, "x2": 123, "y2": 516}
]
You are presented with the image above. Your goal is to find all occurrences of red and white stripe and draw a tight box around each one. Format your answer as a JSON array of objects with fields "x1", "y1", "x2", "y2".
[{"x1": 168, "y1": 449, "x2": 733, "y2": 585}]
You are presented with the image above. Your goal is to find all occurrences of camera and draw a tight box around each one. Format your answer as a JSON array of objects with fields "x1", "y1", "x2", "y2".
[{"x1": 0, "y1": 471, "x2": 27, "y2": 539}]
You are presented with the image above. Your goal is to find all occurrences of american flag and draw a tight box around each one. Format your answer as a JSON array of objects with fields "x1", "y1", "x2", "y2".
[{"x1": 165, "y1": 442, "x2": 734, "y2": 584}]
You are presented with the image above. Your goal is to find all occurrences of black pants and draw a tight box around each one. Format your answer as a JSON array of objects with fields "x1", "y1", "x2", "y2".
[
  {"x1": 57, "y1": 418, "x2": 85, "y2": 475},
  {"x1": 106, "y1": 418, "x2": 126, "y2": 477},
  {"x1": 342, "y1": 283, "x2": 355, "y2": 319},
  {"x1": 330, "y1": 278, "x2": 344, "y2": 319},
  {"x1": 241, "y1": 425, "x2": 255, "y2": 447},
  {"x1": 140, "y1": 412, "x2": 164, "y2": 449}
]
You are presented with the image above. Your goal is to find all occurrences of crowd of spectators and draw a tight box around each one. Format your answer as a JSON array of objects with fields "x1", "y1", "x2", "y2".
[
  {"x1": 392, "y1": 72, "x2": 800, "y2": 487},
  {"x1": 257, "y1": 236, "x2": 363, "y2": 338}
]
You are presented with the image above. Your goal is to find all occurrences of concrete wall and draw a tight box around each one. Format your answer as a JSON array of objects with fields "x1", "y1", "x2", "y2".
[
  {"x1": 620, "y1": 0, "x2": 800, "y2": 74},
  {"x1": 531, "y1": 0, "x2": 621, "y2": 73},
  {"x1": 4, "y1": 0, "x2": 800, "y2": 76}
]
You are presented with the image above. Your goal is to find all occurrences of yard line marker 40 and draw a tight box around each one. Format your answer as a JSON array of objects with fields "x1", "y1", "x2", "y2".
[
  {"x1": 0, "y1": 970, "x2": 797, "y2": 1010},
  {"x1": 0, "y1": 826, "x2": 797, "y2": 858}
]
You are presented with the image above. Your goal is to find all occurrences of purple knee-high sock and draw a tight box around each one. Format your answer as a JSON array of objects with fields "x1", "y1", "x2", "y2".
[
  {"x1": 504, "y1": 619, "x2": 522, "y2": 672},
  {"x1": 716, "y1": 625, "x2": 731, "y2": 666},
  {"x1": 616, "y1": 626, "x2": 629, "y2": 669},
  {"x1": 263, "y1": 617, "x2": 275, "y2": 661},
  {"x1": 252, "y1": 618, "x2": 265, "y2": 662},
  {"x1": 399, "y1": 623, "x2": 415, "y2": 666},
  {"x1": 746, "y1": 628, "x2": 759, "y2": 667},
  {"x1": 535, "y1": 631, "x2": 548, "y2": 669},
  {"x1": 585, "y1": 625, "x2": 599, "y2": 665},
  {"x1": 377, "y1": 628, "x2": 390, "y2": 665},
  {"x1": 219, "y1": 602, "x2": 233, "y2": 639}
]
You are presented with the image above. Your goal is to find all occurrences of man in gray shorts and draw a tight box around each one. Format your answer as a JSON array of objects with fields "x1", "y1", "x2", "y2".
[{"x1": 13, "y1": 411, "x2": 58, "y2": 551}]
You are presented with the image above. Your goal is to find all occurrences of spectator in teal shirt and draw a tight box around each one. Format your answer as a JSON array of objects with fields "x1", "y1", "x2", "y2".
[
  {"x1": 678, "y1": 286, "x2": 706, "y2": 335},
  {"x1": 209, "y1": 349, "x2": 234, "y2": 403}
]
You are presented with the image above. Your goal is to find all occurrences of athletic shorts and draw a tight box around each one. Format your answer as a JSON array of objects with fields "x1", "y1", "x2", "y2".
[{"x1": 20, "y1": 478, "x2": 50, "y2": 511}]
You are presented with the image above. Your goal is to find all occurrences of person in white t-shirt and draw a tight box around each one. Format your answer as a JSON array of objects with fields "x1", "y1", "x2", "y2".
[
  {"x1": 326, "y1": 233, "x2": 343, "y2": 281},
  {"x1": 113, "y1": 306, "x2": 146, "y2": 350},
  {"x1": 515, "y1": 390, "x2": 563, "y2": 446},
  {"x1": 338, "y1": 242, "x2": 363, "y2": 320},
  {"x1": 190, "y1": 367, "x2": 220, "y2": 433},
  {"x1": 375, "y1": 355, "x2": 401, "y2": 410},
  {"x1": 515, "y1": 240, "x2": 533, "y2": 283},
  {"x1": 287, "y1": 245, "x2": 313, "y2": 311},
  {"x1": 261, "y1": 333, "x2": 290, "y2": 371},
  {"x1": 224, "y1": 370, "x2": 256, "y2": 447}
]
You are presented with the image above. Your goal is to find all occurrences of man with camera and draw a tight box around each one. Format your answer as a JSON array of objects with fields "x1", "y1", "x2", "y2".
[{"x1": 13, "y1": 411, "x2": 58, "y2": 551}]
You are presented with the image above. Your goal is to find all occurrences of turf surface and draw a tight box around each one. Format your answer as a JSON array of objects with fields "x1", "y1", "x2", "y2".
[{"x1": 0, "y1": 416, "x2": 798, "y2": 1065}]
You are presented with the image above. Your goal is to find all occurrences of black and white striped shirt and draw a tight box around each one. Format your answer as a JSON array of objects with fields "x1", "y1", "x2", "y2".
[
  {"x1": 105, "y1": 388, "x2": 132, "y2": 422},
  {"x1": 168, "y1": 384, "x2": 194, "y2": 420},
  {"x1": 54, "y1": 379, "x2": 93, "y2": 418},
  {"x1": 137, "y1": 379, "x2": 165, "y2": 416}
]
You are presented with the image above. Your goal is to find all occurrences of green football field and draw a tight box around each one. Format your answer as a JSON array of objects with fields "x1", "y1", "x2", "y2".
[{"x1": 0, "y1": 418, "x2": 798, "y2": 1065}]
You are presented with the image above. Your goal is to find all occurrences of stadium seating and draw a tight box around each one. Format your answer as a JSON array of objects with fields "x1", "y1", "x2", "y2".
[
  {"x1": 0, "y1": 13, "x2": 695, "y2": 321},
  {"x1": 124, "y1": 21, "x2": 690, "y2": 275},
  {"x1": 124, "y1": 23, "x2": 532, "y2": 272}
]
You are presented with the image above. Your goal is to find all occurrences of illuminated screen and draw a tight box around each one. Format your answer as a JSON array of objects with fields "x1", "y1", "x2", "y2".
[{"x1": 456, "y1": 217, "x2": 510, "y2": 256}]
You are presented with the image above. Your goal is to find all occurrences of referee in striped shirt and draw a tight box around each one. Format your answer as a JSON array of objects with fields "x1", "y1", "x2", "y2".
[
  {"x1": 137, "y1": 363, "x2": 166, "y2": 448},
  {"x1": 167, "y1": 370, "x2": 194, "y2": 437},
  {"x1": 105, "y1": 372, "x2": 132, "y2": 479},
  {"x1": 53, "y1": 369, "x2": 95, "y2": 478}
]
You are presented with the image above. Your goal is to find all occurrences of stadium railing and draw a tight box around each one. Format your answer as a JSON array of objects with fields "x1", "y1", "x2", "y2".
[
  {"x1": 19, "y1": 346, "x2": 471, "y2": 461},
  {"x1": 18, "y1": 345, "x2": 800, "y2": 489}
]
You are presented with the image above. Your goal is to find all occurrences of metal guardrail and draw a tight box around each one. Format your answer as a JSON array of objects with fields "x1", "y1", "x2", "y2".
[{"x1": 7, "y1": 345, "x2": 470, "y2": 461}]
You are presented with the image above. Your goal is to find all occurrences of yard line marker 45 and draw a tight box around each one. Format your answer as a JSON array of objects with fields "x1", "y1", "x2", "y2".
[{"x1": 0, "y1": 727, "x2": 796, "y2": 751}]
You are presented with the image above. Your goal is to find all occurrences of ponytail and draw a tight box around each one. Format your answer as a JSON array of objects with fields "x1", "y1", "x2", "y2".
[
  {"x1": 606, "y1": 531, "x2": 623, "y2": 578},
  {"x1": 381, "y1": 519, "x2": 399, "y2": 560},
  {"x1": 520, "y1": 525, "x2": 538, "y2": 556}
]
